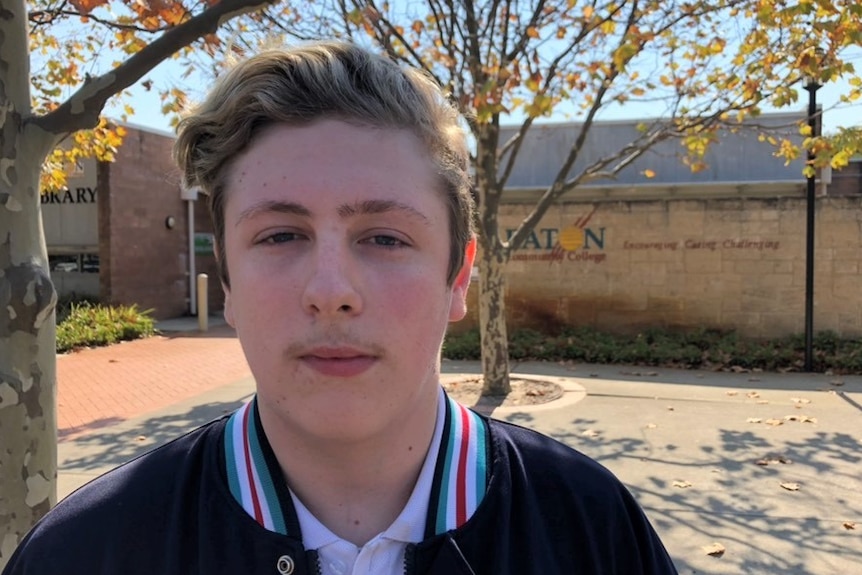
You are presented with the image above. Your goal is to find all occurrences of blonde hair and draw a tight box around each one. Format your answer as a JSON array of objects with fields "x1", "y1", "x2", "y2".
[{"x1": 174, "y1": 41, "x2": 474, "y2": 286}]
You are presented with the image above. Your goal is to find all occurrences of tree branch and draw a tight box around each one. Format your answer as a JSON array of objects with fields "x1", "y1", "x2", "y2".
[
  {"x1": 30, "y1": 9, "x2": 172, "y2": 33},
  {"x1": 29, "y1": 0, "x2": 276, "y2": 135},
  {"x1": 505, "y1": 0, "x2": 639, "y2": 251}
]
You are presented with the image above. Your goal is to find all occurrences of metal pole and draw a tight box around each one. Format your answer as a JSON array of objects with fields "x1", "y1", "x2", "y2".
[
  {"x1": 197, "y1": 273, "x2": 209, "y2": 332},
  {"x1": 803, "y1": 81, "x2": 819, "y2": 372}
]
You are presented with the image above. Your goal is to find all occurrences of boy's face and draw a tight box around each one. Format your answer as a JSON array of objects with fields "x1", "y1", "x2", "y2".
[{"x1": 221, "y1": 119, "x2": 474, "y2": 442}]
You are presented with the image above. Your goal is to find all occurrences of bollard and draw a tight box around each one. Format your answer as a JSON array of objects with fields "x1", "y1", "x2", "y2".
[{"x1": 197, "y1": 273, "x2": 208, "y2": 332}]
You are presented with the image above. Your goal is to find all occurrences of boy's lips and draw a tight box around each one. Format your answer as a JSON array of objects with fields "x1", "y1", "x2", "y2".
[{"x1": 299, "y1": 347, "x2": 378, "y2": 377}]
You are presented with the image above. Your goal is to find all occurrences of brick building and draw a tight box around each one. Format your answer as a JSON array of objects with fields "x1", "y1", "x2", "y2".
[{"x1": 44, "y1": 124, "x2": 221, "y2": 320}]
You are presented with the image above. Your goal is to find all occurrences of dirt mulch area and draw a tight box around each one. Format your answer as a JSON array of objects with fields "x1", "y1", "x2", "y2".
[{"x1": 442, "y1": 376, "x2": 563, "y2": 412}]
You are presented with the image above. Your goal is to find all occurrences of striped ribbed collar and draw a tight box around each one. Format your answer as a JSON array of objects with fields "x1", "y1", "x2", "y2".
[{"x1": 223, "y1": 391, "x2": 490, "y2": 541}]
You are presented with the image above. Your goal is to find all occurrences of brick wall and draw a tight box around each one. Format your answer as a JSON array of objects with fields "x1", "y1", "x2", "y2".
[
  {"x1": 99, "y1": 128, "x2": 189, "y2": 319},
  {"x1": 460, "y1": 195, "x2": 862, "y2": 338}
]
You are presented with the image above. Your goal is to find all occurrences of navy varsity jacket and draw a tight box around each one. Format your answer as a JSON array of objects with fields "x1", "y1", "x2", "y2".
[{"x1": 4, "y1": 399, "x2": 678, "y2": 574}]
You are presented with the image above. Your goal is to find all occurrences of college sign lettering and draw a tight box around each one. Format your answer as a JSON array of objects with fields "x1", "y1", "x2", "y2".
[
  {"x1": 508, "y1": 207, "x2": 607, "y2": 264},
  {"x1": 622, "y1": 239, "x2": 781, "y2": 251},
  {"x1": 41, "y1": 187, "x2": 97, "y2": 205}
]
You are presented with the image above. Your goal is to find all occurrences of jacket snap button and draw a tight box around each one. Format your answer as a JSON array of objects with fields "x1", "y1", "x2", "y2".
[{"x1": 276, "y1": 555, "x2": 295, "y2": 575}]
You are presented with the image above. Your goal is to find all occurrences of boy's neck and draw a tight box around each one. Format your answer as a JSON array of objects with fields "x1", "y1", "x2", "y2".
[{"x1": 258, "y1": 389, "x2": 440, "y2": 546}]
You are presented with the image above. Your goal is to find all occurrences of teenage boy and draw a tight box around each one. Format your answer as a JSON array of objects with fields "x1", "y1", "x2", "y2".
[{"x1": 3, "y1": 41, "x2": 678, "y2": 574}]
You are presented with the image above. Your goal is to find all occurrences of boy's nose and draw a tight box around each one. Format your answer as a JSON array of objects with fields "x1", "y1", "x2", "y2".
[{"x1": 300, "y1": 245, "x2": 363, "y2": 317}]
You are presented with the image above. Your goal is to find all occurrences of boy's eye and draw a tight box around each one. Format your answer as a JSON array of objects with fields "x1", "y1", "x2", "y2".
[
  {"x1": 364, "y1": 235, "x2": 407, "y2": 248},
  {"x1": 262, "y1": 232, "x2": 301, "y2": 244}
]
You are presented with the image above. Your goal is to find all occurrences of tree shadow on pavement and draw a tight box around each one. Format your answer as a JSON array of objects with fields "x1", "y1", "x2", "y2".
[
  {"x1": 58, "y1": 397, "x2": 249, "y2": 472},
  {"x1": 545, "y1": 419, "x2": 862, "y2": 575}
]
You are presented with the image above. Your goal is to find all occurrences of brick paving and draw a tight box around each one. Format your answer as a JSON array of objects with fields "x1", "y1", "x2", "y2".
[{"x1": 57, "y1": 325, "x2": 250, "y2": 440}]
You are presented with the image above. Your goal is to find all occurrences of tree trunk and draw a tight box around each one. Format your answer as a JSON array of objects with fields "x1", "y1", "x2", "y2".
[
  {"x1": 0, "y1": 130, "x2": 58, "y2": 569},
  {"x1": 1, "y1": 1, "x2": 59, "y2": 566},
  {"x1": 477, "y1": 237, "x2": 511, "y2": 396}
]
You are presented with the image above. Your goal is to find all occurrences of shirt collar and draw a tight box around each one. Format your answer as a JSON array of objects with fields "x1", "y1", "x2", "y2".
[{"x1": 223, "y1": 386, "x2": 489, "y2": 542}]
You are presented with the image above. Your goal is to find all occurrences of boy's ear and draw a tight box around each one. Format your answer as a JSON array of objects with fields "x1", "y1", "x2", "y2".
[{"x1": 448, "y1": 236, "x2": 477, "y2": 322}]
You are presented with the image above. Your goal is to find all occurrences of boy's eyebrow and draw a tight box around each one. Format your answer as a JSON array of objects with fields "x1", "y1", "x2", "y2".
[
  {"x1": 337, "y1": 199, "x2": 431, "y2": 225},
  {"x1": 236, "y1": 199, "x2": 432, "y2": 226},
  {"x1": 236, "y1": 200, "x2": 311, "y2": 225}
]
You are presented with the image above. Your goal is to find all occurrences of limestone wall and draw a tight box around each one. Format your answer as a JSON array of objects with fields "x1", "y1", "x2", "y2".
[{"x1": 460, "y1": 196, "x2": 861, "y2": 338}]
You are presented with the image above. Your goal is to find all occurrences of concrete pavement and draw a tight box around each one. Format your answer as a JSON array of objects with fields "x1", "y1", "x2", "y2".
[{"x1": 55, "y1": 322, "x2": 862, "y2": 574}]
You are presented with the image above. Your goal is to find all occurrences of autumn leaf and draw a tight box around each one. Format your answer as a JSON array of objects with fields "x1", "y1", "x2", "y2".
[
  {"x1": 780, "y1": 482, "x2": 800, "y2": 491},
  {"x1": 69, "y1": 0, "x2": 109, "y2": 15},
  {"x1": 672, "y1": 480, "x2": 693, "y2": 488},
  {"x1": 784, "y1": 414, "x2": 817, "y2": 423},
  {"x1": 746, "y1": 417, "x2": 763, "y2": 423},
  {"x1": 581, "y1": 429, "x2": 600, "y2": 438},
  {"x1": 642, "y1": 168, "x2": 656, "y2": 178},
  {"x1": 755, "y1": 455, "x2": 791, "y2": 466},
  {"x1": 843, "y1": 522, "x2": 856, "y2": 530},
  {"x1": 702, "y1": 542, "x2": 725, "y2": 557},
  {"x1": 765, "y1": 418, "x2": 784, "y2": 426},
  {"x1": 746, "y1": 391, "x2": 761, "y2": 398}
]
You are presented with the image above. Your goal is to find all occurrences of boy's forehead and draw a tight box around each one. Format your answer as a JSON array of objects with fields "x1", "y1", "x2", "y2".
[{"x1": 221, "y1": 120, "x2": 448, "y2": 216}]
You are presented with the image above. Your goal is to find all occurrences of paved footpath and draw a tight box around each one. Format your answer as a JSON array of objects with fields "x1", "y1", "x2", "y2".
[
  {"x1": 57, "y1": 323, "x2": 250, "y2": 440},
  {"x1": 53, "y1": 323, "x2": 862, "y2": 574}
]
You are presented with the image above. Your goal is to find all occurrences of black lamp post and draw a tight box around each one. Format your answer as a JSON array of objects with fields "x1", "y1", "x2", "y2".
[{"x1": 803, "y1": 76, "x2": 821, "y2": 372}]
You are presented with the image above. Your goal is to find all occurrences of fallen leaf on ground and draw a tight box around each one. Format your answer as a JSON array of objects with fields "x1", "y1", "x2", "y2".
[
  {"x1": 702, "y1": 542, "x2": 726, "y2": 557},
  {"x1": 780, "y1": 482, "x2": 800, "y2": 491},
  {"x1": 135, "y1": 435, "x2": 147, "y2": 442},
  {"x1": 731, "y1": 366, "x2": 749, "y2": 373},
  {"x1": 667, "y1": 406, "x2": 675, "y2": 411},
  {"x1": 784, "y1": 414, "x2": 817, "y2": 423},
  {"x1": 765, "y1": 418, "x2": 784, "y2": 426},
  {"x1": 673, "y1": 480, "x2": 693, "y2": 488},
  {"x1": 581, "y1": 429, "x2": 600, "y2": 438},
  {"x1": 746, "y1": 417, "x2": 763, "y2": 423},
  {"x1": 645, "y1": 423, "x2": 657, "y2": 429},
  {"x1": 843, "y1": 522, "x2": 856, "y2": 530},
  {"x1": 726, "y1": 391, "x2": 738, "y2": 396},
  {"x1": 756, "y1": 455, "x2": 791, "y2": 466},
  {"x1": 830, "y1": 380, "x2": 844, "y2": 387},
  {"x1": 791, "y1": 397, "x2": 811, "y2": 405},
  {"x1": 747, "y1": 391, "x2": 761, "y2": 399}
]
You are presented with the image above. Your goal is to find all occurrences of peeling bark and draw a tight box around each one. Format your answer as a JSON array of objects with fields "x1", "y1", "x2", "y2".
[
  {"x1": 0, "y1": 126, "x2": 57, "y2": 573},
  {"x1": 0, "y1": 1, "x2": 59, "y2": 569}
]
